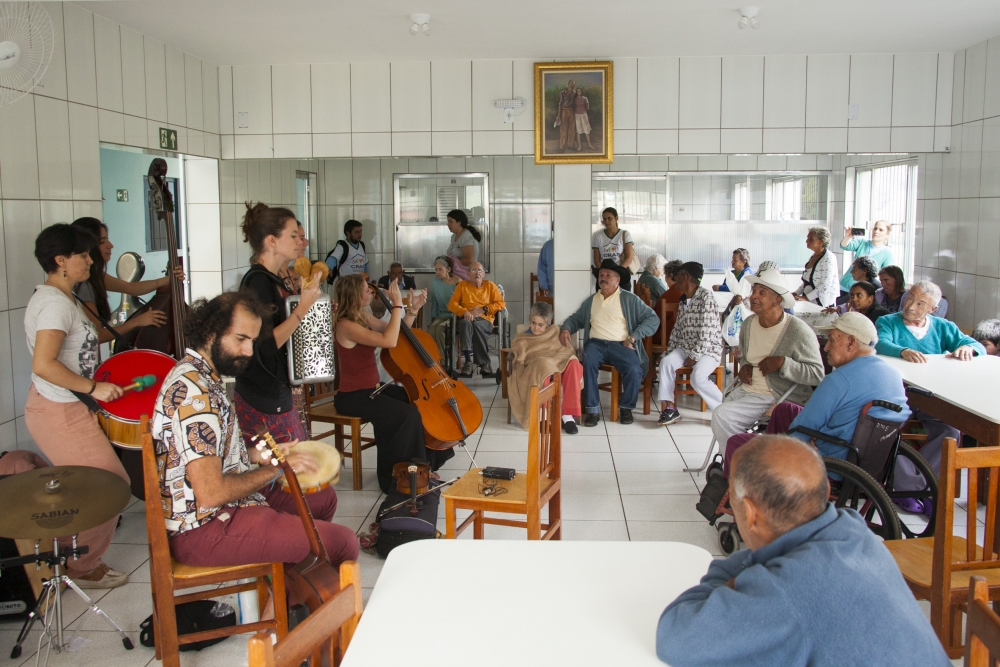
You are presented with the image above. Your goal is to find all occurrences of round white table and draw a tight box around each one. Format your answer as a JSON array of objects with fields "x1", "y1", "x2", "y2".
[{"x1": 341, "y1": 540, "x2": 713, "y2": 667}]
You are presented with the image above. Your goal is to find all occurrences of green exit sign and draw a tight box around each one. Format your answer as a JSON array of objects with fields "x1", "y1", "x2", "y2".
[
  {"x1": 116, "y1": 189, "x2": 128, "y2": 202},
  {"x1": 159, "y1": 127, "x2": 178, "y2": 151}
]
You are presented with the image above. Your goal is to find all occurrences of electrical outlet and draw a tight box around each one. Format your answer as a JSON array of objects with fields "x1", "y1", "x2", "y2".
[
  {"x1": 503, "y1": 108, "x2": 514, "y2": 124},
  {"x1": 237, "y1": 112, "x2": 249, "y2": 128},
  {"x1": 847, "y1": 104, "x2": 859, "y2": 121}
]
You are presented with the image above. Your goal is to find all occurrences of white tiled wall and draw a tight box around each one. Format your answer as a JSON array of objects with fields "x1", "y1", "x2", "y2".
[
  {"x1": 0, "y1": 2, "x2": 222, "y2": 452},
  {"x1": 217, "y1": 53, "x2": 954, "y2": 159},
  {"x1": 913, "y1": 34, "x2": 1000, "y2": 332}
]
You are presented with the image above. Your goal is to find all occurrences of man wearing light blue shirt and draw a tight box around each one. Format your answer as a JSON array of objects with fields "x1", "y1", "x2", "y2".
[{"x1": 537, "y1": 238, "x2": 554, "y2": 296}]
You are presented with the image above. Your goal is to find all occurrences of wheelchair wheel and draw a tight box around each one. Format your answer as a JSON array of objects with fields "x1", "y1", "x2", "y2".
[
  {"x1": 889, "y1": 442, "x2": 938, "y2": 539},
  {"x1": 717, "y1": 522, "x2": 740, "y2": 555},
  {"x1": 824, "y1": 458, "x2": 902, "y2": 541}
]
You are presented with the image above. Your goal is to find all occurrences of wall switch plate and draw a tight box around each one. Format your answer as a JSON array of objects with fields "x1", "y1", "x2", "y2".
[
  {"x1": 847, "y1": 103, "x2": 859, "y2": 120},
  {"x1": 237, "y1": 111, "x2": 249, "y2": 128},
  {"x1": 503, "y1": 108, "x2": 514, "y2": 123}
]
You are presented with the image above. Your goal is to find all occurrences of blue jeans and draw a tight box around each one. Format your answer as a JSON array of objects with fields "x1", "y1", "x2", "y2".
[{"x1": 581, "y1": 338, "x2": 643, "y2": 414}]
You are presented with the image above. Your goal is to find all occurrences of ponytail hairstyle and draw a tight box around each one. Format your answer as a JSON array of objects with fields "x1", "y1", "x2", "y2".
[
  {"x1": 241, "y1": 202, "x2": 296, "y2": 262},
  {"x1": 447, "y1": 209, "x2": 482, "y2": 243},
  {"x1": 71, "y1": 217, "x2": 111, "y2": 320}
]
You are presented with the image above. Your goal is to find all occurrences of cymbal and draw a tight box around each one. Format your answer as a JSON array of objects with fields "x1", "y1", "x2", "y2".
[{"x1": 0, "y1": 466, "x2": 132, "y2": 540}]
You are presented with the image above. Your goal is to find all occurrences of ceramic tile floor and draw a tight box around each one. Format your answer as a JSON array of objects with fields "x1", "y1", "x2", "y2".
[{"x1": 0, "y1": 375, "x2": 974, "y2": 665}]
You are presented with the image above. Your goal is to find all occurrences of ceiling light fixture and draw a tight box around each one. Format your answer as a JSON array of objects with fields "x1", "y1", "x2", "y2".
[
  {"x1": 409, "y1": 14, "x2": 431, "y2": 37},
  {"x1": 737, "y1": 6, "x2": 759, "y2": 30}
]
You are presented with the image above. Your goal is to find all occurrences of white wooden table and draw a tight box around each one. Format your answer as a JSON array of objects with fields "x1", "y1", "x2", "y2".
[
  {"x1": 341, "y1": 540, "x2": 713, "y2": 667},
  {"x1": 877, "y1": 354, "x2": 1000, "y2": 445}
]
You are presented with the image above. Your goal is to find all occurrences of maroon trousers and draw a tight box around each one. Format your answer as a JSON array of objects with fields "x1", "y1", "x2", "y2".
[
  {"x1": 722, "y1": 402, "x2": 804, "y2": 477},
  {"x1": 169, "y1": 485, "x2": 359, "y2": 570}
]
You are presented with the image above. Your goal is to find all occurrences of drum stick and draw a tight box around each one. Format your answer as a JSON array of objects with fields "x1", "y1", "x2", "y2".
[{"x1": 121, "y1": 374, "x2": 158, "y2": 393}]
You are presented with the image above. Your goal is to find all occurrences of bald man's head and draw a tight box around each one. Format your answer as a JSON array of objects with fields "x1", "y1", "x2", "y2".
[{"x1": 731, "y1": 435, "x2": 829, "y2": 535}]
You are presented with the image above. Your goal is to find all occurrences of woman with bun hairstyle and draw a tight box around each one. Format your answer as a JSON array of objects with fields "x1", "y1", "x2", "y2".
[
  {"x1": 235, "y1": 202, "x2": 322, "y2": 445},
  {"x1": 445, "y1": 209, "x2": 482, "y2": 280}
]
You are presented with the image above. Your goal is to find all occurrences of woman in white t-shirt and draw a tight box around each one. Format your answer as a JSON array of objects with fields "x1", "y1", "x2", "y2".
[
  {"x1": 591, "y1": 207, "x2": 635, "y2": 276},
  {"x1": 445, "y1": 209, "x2": 482, "y2": 281},
  {"x1": 23, "y1": 224, "x2": 130, "y2": 590}
]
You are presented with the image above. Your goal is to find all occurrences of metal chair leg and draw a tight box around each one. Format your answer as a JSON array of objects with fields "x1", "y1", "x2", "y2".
[{"x1": 684, "y1": 437, "x2": 718, "y2": 474}]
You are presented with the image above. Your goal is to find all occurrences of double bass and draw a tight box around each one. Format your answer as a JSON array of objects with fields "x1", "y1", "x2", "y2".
[
  {"x1": 123, "y1": 157, "x2": 187, "y2": 357},
  {"x1": 370, "y1": 283, "x2": 483, "y2": 450}
]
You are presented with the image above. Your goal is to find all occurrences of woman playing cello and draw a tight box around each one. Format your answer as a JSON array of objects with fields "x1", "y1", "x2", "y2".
[{"x1": 332, "y1": 274, "x2": 453, "y2": 492}]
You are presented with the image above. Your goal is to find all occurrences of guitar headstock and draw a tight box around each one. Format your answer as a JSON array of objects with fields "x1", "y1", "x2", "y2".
[{"x1": 250, "y1": 426, "x2": 285, "y2": 468}]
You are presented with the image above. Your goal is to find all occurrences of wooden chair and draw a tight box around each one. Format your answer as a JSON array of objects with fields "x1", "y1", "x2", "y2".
[
  {"x1": 305, "y1": 380, "x2": 376, "y2": 491},
  {"x1": 598, "y1": 332, "x2": 653, "y2": 421},
  {"x1": 966, "y1": 575, "x2": 1000, "y2": 667},
  {"x1": 247, "y1": 561, "x2": 362, "y2": 667},
  {"x1": 141, "y1": 417, "x2": 287, "y2": 667},
  {"x1": 675, "y1": 365, "x2": 725, "y2": 412},
  {"x1": 535, "y1": 292, "x2": 554, "y2": 307},
  {"x1": 529, "y1": 273, "x2": 538, "y2": 305},
  {"x1": 443, "y1": 373, "x2": 562, "y2": 540},
  {"x1": 884, "y1": 438, "x2": 1000, "y2": 659}
]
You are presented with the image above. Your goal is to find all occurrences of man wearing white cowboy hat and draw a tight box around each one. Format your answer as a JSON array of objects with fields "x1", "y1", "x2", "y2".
[
  {"x1": 710, "y1": 268, "x2": 825, "y2": 448},
  {"x1": 718, "y1": 312, "x2": 910, "y2": 476}
]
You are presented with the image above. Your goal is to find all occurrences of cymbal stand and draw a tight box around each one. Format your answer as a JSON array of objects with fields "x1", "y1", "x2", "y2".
[{"x1": 7, "y1": 536, "x2": 133, "y2": 665}]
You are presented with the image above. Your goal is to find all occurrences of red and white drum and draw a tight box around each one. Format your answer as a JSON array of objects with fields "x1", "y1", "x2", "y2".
[{"x1": 94, "y1": 349, "x2": 178, "y2": 450}]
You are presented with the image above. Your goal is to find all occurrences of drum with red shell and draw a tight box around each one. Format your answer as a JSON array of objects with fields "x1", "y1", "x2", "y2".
[{"x1": 94, "y1": 349, "x2": 178, "y2": 450}]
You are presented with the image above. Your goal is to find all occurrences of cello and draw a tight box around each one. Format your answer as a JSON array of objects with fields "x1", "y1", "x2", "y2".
[
  {"x1": 124, "y1": 157, "x2": 187, "y2": 357},
  {"x1": 370, "y1": 283, "x2": 483, "y2": 450}
]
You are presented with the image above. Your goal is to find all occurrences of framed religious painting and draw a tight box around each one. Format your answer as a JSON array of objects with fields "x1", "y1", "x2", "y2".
[{"x1": 534, "y1": 61, "x2": 613, "y2": 164}]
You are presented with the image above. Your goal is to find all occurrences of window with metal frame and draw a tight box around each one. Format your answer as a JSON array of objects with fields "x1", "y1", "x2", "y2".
[{"x1": 851, "y1": 161, "x2": 917, "y2": 280}]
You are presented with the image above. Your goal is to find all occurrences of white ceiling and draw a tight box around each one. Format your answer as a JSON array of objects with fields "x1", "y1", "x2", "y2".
[{"x1": 80, "y1": 0, "x2": 1000, "y2": 66}]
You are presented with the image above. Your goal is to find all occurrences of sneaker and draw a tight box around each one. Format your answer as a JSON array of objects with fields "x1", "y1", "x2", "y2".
[
  {"x1": 657, "y1": 408, "x2": 681, "y2": 426},
  {"x1": 893, "y1": 497, "x2": 925, "y2": 514},
  {"x1": 619, "y1": 409, "x2": 634, "y2": 425},
  {"x1": 562, "y1": 419, "x2": 578, "y2": 435},
  {"x1": 71, "y1": 564, "x2": 128, "y2": 589},
  {"x1": 458, "y1": 361, "x2": 474, "y2": 378},
  {"x1": 582, "y1": 413, "x2": 600, "y2": 427}
]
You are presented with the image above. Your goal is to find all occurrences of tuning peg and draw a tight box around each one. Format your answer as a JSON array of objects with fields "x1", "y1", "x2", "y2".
[{"x1": 271, "y1": 459, "x2": 280, "y2": 467}]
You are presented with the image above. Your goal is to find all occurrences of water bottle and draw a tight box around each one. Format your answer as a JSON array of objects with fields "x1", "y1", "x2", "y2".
[{"x1": 236, "y1": 580, "x2": 259, "y2": 623}]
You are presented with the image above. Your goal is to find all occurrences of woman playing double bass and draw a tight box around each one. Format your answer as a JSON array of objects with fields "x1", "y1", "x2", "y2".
[{"x1": 332, "y1": 273, "x2": 453, "y2": 492}]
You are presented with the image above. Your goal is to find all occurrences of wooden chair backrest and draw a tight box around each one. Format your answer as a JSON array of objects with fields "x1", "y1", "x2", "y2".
[
  {"x1": 141, "y1": 416, "x2": 172, "y2": 580},
  {"x1": 967, "y1": 575, "x2": 1000, "y2": 667},
  {"x1": 530, "y1": 273, "x2": 538, "y2": 305},
  {"x1": 247, "y1": 561, "x2": 363, "y2": 667},
  {"x1": 934, "y1": 439, "x2": 1000, "y2": 588},
  {"x1": 659, "y1": 300, "x2": 680, "y2": 351},
  {"x1": 306, "y1": 381, "x2": 335, "y2": 409},
  {"x1": 634, "y1": 282, "x2": 652, "y2": 307},
  {"x1": 527, "y1": 372, "x2": 561, "y2": 506},
  {"x1": 535, "y1": 292, "x2": 554, "y2": 307}
]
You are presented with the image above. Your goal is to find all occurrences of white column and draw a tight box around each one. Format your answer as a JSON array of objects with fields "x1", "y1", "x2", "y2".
[
  {"x1": 552, "y1": 164, "x2": 593, "y2": 324},
  {"x1": 184, "y1": 156, "x2": 224, "y2": 300}
]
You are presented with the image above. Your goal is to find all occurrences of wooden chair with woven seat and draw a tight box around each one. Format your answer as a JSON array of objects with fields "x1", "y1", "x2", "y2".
[
  {"x1": 305, "y1": 377, "x2": 376, "y2": 491},
  {"x1": 140, "y1": 416, "x2": 287, "y2": 667},
  {"x1": 884, "y1": 438, "x2": 1000, "y2": 659},
  {"x1": 597, "y1": 332, "x2": 653, "y2": 421},
  {"x1": 443, "y1": 373, "x2": 562, "y2": 540},
  {"x1": 966, "y1": 575, "x2": 1000, "y2": 667},
  {"x1": 247, "y1": 561, "x2": 362, "y2": 667}
]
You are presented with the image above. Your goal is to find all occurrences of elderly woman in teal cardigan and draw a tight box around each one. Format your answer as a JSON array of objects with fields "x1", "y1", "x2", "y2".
[{"x1": 874, "y1": 280, "x2": 985, "y2": 514}]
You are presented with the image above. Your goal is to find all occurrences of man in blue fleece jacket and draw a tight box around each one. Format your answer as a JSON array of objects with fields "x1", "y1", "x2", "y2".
[
  {"x1": 875, "y1": 280, "x2": 985, "y2": 505},
  {"x1": 657, "y1": 435, "x2": 949, "y2": 667}
]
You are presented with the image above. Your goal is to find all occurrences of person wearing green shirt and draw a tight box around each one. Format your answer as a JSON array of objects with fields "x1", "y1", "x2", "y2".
[{"x1": 839, "y1": 221, "x2": 893, "y2": 292}]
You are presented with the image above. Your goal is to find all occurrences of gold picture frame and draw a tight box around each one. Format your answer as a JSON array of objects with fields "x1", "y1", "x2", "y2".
[{"x1": 534, "y1": 61, "x2": 613, "y2": 164}]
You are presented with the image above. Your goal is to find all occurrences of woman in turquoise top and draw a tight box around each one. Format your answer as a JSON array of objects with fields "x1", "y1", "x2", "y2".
[
  {"x1": 839, "y1": 220, "x2": 893, "y2": 292},
  {"x1": 426, "y1": 255, "x2": 461, "y2": 366}
]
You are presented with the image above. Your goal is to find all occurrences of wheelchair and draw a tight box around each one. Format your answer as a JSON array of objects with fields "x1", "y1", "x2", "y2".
[
  {"x1": 442, "y1": 283, "x2": 510, "y2": 384},
  {"x1": 703, "y1": 400, "x2": 939, "y2": 555}
]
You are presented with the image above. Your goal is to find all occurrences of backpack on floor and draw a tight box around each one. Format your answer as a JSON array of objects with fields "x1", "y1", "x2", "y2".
[
  {"x1": 374, "y1": 482, "x2": 441, "y2": 558},
  {"x1": 139, "y1": 599, "x2": 236, "y2": 652}
]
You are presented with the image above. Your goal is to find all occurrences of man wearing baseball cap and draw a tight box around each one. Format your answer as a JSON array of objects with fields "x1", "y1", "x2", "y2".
[{"x1": 719, "y1": 312, "x2": 910, "y2": 475}]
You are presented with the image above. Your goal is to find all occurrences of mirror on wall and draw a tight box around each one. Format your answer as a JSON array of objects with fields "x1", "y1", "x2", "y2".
[
  {"x1": 393, "y1": 173, "x2": 490, "y2": 273},
  {"x1": 592, "y1": 171, "x2": 830, "y2": 272}
]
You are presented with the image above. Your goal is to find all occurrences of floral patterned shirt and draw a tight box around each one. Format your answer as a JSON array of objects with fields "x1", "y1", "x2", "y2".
[
  {"x1": 668, "y1": 286, "x2": 723, "y2": 361},
  {"x1": 152, "y1": 349, "x2": 265, "y2": 535}
]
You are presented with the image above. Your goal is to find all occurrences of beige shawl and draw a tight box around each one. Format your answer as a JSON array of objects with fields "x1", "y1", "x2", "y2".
[{"x1": 508, "y1": 325, "x2": 578, "y2": 428}]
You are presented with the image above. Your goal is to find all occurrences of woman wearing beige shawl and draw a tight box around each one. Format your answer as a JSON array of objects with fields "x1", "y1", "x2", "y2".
[{"x1": 508, "y1": 303, "x2": 583, "y2": 434}]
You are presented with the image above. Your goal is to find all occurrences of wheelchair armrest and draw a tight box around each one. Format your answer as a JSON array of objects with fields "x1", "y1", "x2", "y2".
[
  {"x1": 785, "y1": 426, "x2": 851, "y2": 449},
  {"x1": 870, "y1": 400, "x2": 904, "y2": 412}
]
